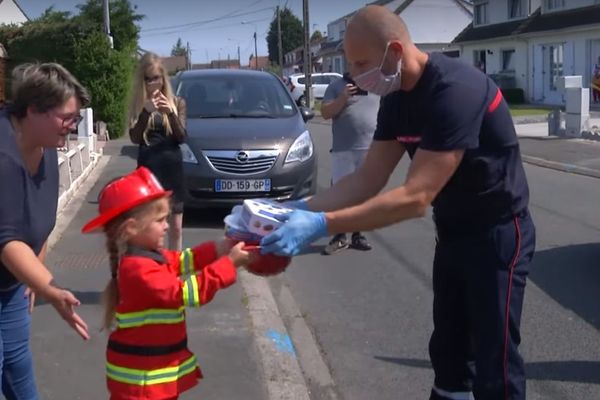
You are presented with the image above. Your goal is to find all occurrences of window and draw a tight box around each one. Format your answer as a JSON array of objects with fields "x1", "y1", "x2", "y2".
[
  {"x1": 502, "y1": 49, "x2": 516, "y2": 71},
  {"x1": 474, "y1": 2, "x2": 489, "y2": 25},
  {"x1": 509, "y1": 0, "x2": 524, "y2": 18},
  {"x1": 545, "y1": 0, "x2": 564, "y2": 10},
  {"x1": 474, "y1": 50, "x2": 486, "y2": 73},
  {"x1": 548, "y1": 44, "x2": 564, "y2": 91}
]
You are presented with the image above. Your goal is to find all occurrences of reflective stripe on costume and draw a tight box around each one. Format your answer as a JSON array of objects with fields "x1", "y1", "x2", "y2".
[
  {"x1": 182, "y1": 276, "x2": 200, "y2": 308},
  {"x1": 107, "y1": 355, "x2": 198, "y2": 386},
  {"x1": 115, "y1": 307, "x2": 185, "y2": 329},
  {"x1": 179, "y1": 248, "x2": 193, "y2": 276}
]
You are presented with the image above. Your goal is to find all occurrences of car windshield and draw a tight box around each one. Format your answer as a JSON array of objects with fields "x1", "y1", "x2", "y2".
[{"x1": 178, "y1": 75, "x2": 297, "y2": 119}]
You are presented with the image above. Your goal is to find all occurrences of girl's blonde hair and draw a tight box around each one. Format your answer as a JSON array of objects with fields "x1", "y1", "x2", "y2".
[
  {"x1": 101, "y1": 197, "x2": 170, "y2": 330},
  {"x1": 128, "y1": 52, "x2": 178, "y2": 145}
]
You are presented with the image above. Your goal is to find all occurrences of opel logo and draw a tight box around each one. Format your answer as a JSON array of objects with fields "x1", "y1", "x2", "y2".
[{"x1": 236, "y1": 151, "x2": 249, "y2": 163}]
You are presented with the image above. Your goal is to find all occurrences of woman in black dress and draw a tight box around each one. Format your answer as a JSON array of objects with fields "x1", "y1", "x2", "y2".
[{"x1": 128, "y1": 52, "x2": 187, "y2": 250}]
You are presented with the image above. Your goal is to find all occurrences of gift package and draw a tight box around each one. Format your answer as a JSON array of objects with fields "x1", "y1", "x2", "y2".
[{"x1": 223, "y1": 199, "x2": 293, "y2": 276}]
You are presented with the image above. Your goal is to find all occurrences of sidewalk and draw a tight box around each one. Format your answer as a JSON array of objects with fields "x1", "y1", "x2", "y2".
[
  {"x1": 311, "y1": 116, "x2": 600, "y2": 179},
  {"x1": 33, "y1": 139, "x2": 281, "y2": 399}
]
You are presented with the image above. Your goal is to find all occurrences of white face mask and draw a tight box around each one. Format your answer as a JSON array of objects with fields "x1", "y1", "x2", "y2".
[{"x1": 353, "y1": 43, "x2": 402, "y2": 97}]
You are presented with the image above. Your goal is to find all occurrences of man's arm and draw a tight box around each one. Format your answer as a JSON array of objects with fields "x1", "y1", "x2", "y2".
[
  {"x1": 320, "y1": 81, "x2": 354, "y2": 120},
  {"x1": 307, "y1": 140, "x2": 405, "y2": 212},
  {"x1": 325, "y1": 148, "x2": 464, "y2": 233}
]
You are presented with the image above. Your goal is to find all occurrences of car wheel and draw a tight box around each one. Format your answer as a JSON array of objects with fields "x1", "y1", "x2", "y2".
[{"x1": 297, "y1": 96, "x2": 306, "y2": 107}]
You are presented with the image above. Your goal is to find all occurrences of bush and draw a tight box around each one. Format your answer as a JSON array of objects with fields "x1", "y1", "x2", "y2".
[
  {"x1": 502, "y1": 88, "x2": 525, "y2": 104},
  {"x1": 0, "y1": 20, "x2": 136, "y2": 137}
]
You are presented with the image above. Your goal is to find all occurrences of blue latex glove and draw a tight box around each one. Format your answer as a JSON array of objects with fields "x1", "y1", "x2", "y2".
[
  {"x1": 260, "y1": 210, "x2": 328, "y2": 256},
  {"x1": 284, "y1": 198, "x2": 310, "y2": 211}
]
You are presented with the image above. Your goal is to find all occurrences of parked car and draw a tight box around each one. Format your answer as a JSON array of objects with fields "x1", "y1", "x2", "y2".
[
  {"x1": 175, "y1": 69, "x2": 318, "y2": 208},
  {"x1": 288, "y1": 72, "x2": 343, "y2": 106}
]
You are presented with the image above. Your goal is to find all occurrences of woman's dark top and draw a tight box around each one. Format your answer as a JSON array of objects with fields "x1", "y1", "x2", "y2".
[
  {"x1": 0, "y1": 108, "x2": 58, "y2": 290},
  {"x1": 129, "y1": 96, "x2": 187, "y2": 212}
]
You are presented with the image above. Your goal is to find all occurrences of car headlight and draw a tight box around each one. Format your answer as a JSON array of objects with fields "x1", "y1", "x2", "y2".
[
  {"x1": 285, "y1": 130, "x2": 313, "y2": 164},
  {"x1": 180, "y1": 143, "x2": 199, "y2": 164}
]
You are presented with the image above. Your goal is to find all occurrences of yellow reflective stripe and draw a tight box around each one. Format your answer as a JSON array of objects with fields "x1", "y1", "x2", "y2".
[
  {"x1": 115, "y1": 307, "x2": 185, "y2": 329},
  {"x1": 182, "y1": 276, "x2": 200, "y2": 308},
  {"x1": 107, "y1": 355, "x2": 198, "y2": 386},
  {"x1": 179, "y1": 248, "x2": 193, "y2": 276}
]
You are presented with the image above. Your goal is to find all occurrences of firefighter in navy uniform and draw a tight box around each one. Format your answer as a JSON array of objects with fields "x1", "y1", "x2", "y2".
[{"x1": 260, "y1": 6, "x2": 536, "y2": 400}]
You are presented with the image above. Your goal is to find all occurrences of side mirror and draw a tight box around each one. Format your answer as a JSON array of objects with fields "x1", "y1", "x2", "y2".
[{"x1": 300, "y1": 107, "x2": 315, "y2": 122}]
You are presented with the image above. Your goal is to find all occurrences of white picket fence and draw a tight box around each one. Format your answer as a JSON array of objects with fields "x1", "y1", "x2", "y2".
[{"x1": 56, "y1": 108, "x2": 103, "y2": 213}]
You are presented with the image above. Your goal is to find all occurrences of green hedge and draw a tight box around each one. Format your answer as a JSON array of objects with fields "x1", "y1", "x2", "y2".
[
  {"x1": 0, "y1": 21, "x2": 135, "y2": 137},
  {"x1": 502, "y1": 88, "x2": 525, "y2": 105}
]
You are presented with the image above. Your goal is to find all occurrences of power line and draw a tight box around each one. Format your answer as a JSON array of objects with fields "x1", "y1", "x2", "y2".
[
  {"x1": 141, "y1": 17, "x2": 271, "y2": 38},
  {"x1": 141, "y1": 5, "x2": 273, "y2": 33}
]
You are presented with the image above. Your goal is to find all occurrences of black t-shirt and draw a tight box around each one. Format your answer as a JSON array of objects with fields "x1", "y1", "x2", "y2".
[
  {"x1": 374, "y1": 52, "x2": 529, "y2": 228},
  {"x1": 0, "y1": 109, "x2": 58, "y2": 289}
]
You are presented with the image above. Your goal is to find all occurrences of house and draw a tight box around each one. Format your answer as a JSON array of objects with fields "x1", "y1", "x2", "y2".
[
  {"x1": 283, "y1": 46, "x2": 303, "y2": 76},
  {"x1": 319, "y1": 0, "x2": 473, "y2": 74},
  {"x1": 0, "y1": 0, "x2": 29, "y2": 26},
  {"x1": 209, "y1": 59, "x2": 241, "y2": 69},
  {"x1": 453, "y1": 1, "x2": 600, "y2": 106},
  {"x1": 160, "y1": 55, "x2": 188, "y2": 75},
  {"x1": 247, "y1": 55, "x2": 269, "y2": 70}
]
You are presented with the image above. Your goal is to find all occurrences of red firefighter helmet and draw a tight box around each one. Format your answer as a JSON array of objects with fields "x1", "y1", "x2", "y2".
[{"x1": 81, "y1": 167, "x2": 171, "y2": 233}]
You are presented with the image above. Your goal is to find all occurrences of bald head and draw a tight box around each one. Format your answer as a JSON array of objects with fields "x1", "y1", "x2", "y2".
[{"x1": 346, "y1": 5, "x2": 411, "y2": 48}]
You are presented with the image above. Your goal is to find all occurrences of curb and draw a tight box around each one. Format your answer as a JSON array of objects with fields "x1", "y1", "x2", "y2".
[
  {"x1": 521, "y1": 154, "x2": 600, "y2": 179},
  {"x1": 239, "y1": 271, "x2": 312, "y2": 400}
]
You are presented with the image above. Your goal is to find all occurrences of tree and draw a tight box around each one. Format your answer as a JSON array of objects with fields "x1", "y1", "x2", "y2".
[
  {"x1": 266, "y1": 7, "x2": 303, "y2": 66},
  {"x1": 37, "y1": 7, "x2": 72, "y2": 24},
  {"x1": 310, "y1": 30, "x2": 323, "y2": 43},
  {"x1": 171, "y1": 38, "x2": 186, "y2": 57},
  {"x1": 75, "y1": 0, "x2": 143, "y2": 51}
]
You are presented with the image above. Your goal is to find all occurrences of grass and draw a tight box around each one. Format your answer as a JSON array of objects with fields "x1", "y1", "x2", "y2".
[{"x1": 509, "y1": 104, "x2": 553, "y2": 117}]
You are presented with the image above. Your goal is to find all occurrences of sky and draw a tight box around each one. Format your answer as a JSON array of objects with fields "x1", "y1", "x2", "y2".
[{"x1": 18, "y1": 0, "x2": 372, "y2": 65}]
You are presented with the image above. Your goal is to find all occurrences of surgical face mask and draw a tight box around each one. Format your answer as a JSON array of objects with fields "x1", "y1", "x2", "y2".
[{"x1": 353, "y1": 43, "x2": 402, "y2": 97}]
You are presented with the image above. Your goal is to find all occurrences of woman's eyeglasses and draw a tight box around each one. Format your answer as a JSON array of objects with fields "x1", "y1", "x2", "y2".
[
  {"x1": 49, "y1": 112, "x2": 84, "y2": 128},
  {"x1": 145, "y1": 75, "x2": 162, "y2": 83}
]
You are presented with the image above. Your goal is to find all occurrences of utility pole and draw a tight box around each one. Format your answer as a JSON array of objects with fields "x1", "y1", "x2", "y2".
[
  {"x1": 237, "y1": 45, "x2": 241, "y2": 65},
  {"x1": 102, "y1": 0, "x2": 113, "y2": 49},
  {"x1": 253, "y1": 31, "x2": 258, "y2": 70},
  {"x1": 302, "y1": 0, "x2": 312, "y2": 107},
  {"x1": 186, "y1": 41, "x2": 191, "y2": 70},
  {"x1": 277, "y1": 6, "x2": 284, "y2": 77}
]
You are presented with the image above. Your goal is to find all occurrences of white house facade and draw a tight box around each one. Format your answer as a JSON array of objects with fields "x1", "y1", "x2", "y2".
[
  {"x1": 319, "y1": 0, "x2": 472, "y2": 75},
  {"x1": 0, "y1": 0, "x2": 29, "y2": 26},
  {"x1": 454, "y1": 0, "x2": 600, "y2": 106}
]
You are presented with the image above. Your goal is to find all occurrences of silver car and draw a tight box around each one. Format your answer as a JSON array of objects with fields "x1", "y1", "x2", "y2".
[{"x1": 175, "y1": 69, "x2": 318, "y2": 208}]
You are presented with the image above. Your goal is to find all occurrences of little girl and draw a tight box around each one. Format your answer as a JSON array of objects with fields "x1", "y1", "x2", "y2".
[{"x1": 82, "y1": 167, "x2": 251, "y2": 400}]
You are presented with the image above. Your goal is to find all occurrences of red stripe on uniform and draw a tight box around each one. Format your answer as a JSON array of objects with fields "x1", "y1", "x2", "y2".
[
  {"x1": 488, "y1": 88, "x2": 503, "y2": 113},
  {"x1": 503, "y1": 216, "x2": 522, "y2": 400}
]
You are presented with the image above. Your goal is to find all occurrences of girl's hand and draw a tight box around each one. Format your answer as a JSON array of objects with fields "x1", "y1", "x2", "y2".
[
  {"x1": 215, "y1": 238, "x2": 236, "y2": 258},
  {"x1": 228, "y1": 242, "x2": 253, "y2": 268}
]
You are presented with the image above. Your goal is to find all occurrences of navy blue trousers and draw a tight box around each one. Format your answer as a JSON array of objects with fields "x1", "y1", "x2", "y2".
[{"x1": 429, "y1": 211, "x2": 535, "y2": 400}]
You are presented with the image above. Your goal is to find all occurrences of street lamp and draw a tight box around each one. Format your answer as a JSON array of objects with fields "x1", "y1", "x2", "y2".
[{"x1": 242, "y1": 21, "x2": 258, "y2": 70}]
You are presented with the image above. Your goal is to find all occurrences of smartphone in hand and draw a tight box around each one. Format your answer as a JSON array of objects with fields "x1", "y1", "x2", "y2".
[{"x1": 343, "y1": 73, "x2": 368, "y2": 96}]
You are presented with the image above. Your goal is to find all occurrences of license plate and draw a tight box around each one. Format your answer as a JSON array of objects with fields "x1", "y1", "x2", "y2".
[{"x1": 215, "y1": 179, "x2": 271, "y2": 192}]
